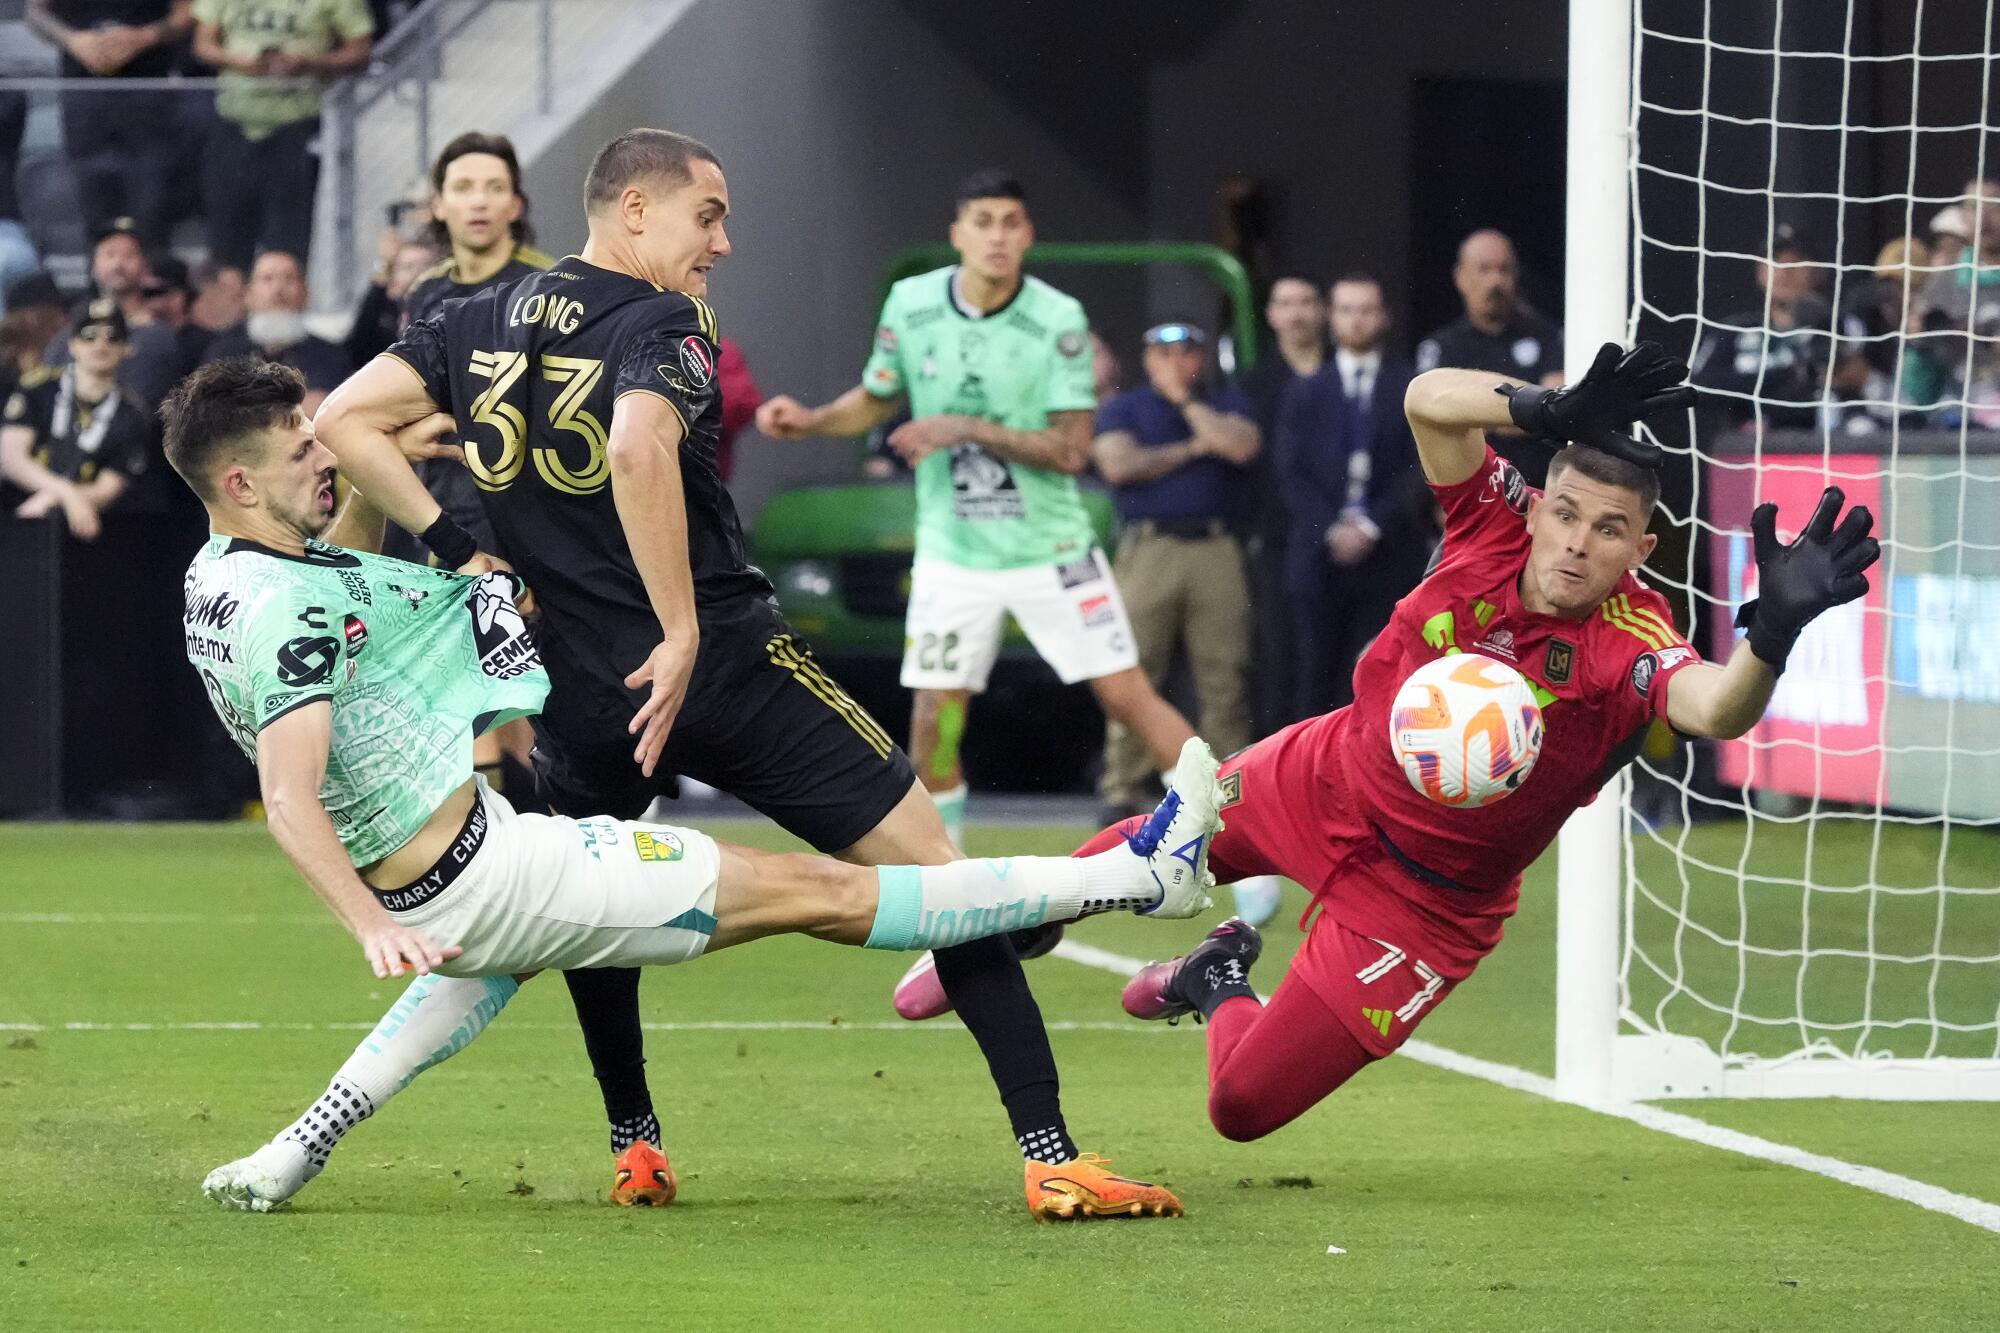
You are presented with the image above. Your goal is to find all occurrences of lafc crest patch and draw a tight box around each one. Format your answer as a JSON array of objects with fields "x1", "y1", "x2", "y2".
[
  {"x1": 1219, "y1": 769, "x2": 1243, "y2": 809},
  {"x1": 633, "y1": 830, "x2": 685, "y2": 863},
  {"x1": 1544, "y1": 638, "x2": 1575, "y2": 686}
]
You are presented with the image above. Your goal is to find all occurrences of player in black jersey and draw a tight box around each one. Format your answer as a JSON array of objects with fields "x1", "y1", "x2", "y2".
[{"x1": 316, "y1": 129, "x2": 1180, "y2": 1221}]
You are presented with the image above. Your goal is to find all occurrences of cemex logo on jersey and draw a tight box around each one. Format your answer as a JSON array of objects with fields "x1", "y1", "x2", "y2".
[{"x1": 466, "y1": 575, "x2": 541, "y2": 681}]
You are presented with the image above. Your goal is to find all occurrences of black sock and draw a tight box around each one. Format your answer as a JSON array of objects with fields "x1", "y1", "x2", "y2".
[
  {"x1": 1190, "y1": 958, "x2": 1257, "y2": 1020},
  {"x1": 561, "y1": 967, "x2": 656, "y2": 1153},
  {"x1": 932, "y1": 933, "x2": 1075, "y2": 1164},
  {"x1": 610, "y1": 1111, "x2": 662, "y2": 1154}
]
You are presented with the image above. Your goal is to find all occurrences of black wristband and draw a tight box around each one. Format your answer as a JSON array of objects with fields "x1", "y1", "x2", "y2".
[
  {"x1": 1733, "y1": 598, "x2": 1793, "y2": 672},
  {"x1": 1498, "y1": 381, "x2": 1553, "y2": 435},
  {"x1": 420, "y1": 512, "x2": 477, "y2": 570}
]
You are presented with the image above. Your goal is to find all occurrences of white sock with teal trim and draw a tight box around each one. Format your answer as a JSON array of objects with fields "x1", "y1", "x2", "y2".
[
  {"x1": 273, "y1": 974, "x2": 518, "y2": 1173},
  {"x1": 864, "y1": 847, "x2": 1154, "y2": 950},
  {"x1": 931, "y1": 783, "x2": 968, "y2": 850}
]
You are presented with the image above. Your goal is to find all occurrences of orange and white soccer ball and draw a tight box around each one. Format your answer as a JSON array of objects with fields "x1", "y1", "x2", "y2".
[{"x1": 1388, "y1": 653, "x2": 1545, "y2": 808}]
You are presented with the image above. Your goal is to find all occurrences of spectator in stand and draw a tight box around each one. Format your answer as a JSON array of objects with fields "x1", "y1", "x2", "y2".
[
  {"x1": 1928, "y1": 204, "x2": 1970, "y2": 272},
  {"x1": 1090, "y1": 321, "x2": 1259, "y2": 819},
  {"x1": 189, "y1": 259, "x2": 245, "y2": 336},
  {"x1": 1, "y1": 297, "x2": 149, "y2": 539},
  {"x1": 1241, "y1": 273, "x2": 1328, "y2": 732},
  {"x1": 1836, "y1": 236, "x2": 1951, "y2": 427},
  {"x1": 192, "y1": 0, "x2": 373, "y2": 271},
  {"x1": 1273, "y1": 273, "x2": 1423, "y2": 718},
  {"x1": 26, "y1": 1, "x2": 193, "y2": 247},
  {"x1": 202, "y1": 249, "x2": 350, "y2": 412},
  {"x1": 44, "y1": 220, "x2": 184, "y2": 407},
  {"x1": 140, "y1": 255, "x2": 212, "y2": 382},
  {"x1": 0, "y1": 273, "x2": 69, "y2": 405},
  {"x1": 0, "y1": 91, "x2": 41, "y2": 303},
  {"x1": 1246, "y1": 275, "x2": 1327, "y2": 438},
  {"x1": 1415, "y1": 230, "x2": 1564, "y2": 470},
  {"x1": 1691, "y1": 225, "x2": 1849, "y2": 431},
  {"x1": 344, "y1": 227, "x2": 437, "y2": 366}
]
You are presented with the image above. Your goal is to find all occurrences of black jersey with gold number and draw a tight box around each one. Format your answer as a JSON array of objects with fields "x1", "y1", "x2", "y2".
[{"x1": 384, "y1": 255, "x2": 771, "y2": 718}]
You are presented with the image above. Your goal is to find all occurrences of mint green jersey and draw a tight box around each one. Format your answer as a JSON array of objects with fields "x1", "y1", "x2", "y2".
[
  {"x1": 862, "y1": 266, "x2": 1098, "y2": 569},
  {"x1": 182, "y1": 537, "x2": 549, "y2": 866}
]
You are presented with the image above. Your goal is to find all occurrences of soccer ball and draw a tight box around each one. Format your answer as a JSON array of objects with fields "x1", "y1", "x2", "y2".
[{"x1": 1388, "y1": 653, "x2": 1545, "y2": 808}]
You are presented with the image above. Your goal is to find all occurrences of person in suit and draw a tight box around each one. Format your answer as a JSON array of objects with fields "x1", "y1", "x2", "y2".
[{"x1": 1275, "y1": 273, "x2": 1426, "y2": 718}]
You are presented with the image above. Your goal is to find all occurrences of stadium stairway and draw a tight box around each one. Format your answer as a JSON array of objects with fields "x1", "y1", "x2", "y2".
[{"x1": 311, "y1": 0, "x2": 702, "y2": 313}]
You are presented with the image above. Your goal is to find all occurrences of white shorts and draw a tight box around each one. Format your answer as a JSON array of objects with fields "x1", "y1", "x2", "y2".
[
  {"x1": 392, "y1": 782, "x2": 723, "y2": 977},
  {"x1": 900, "y1": 549, "x2": 1140, "y2": 692}
]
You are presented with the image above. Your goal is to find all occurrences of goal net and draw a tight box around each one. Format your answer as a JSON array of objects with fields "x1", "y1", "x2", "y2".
[{"x1": 1567, "y1": 0, "x2": 2000, "y2": 1100}]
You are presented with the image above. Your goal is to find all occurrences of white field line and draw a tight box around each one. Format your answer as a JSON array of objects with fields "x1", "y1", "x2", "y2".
[
  {"x1": 1047, "y1": 939, "x2": 2000, "y2": 1237},
  {"x1": 0, "y1": 1018, "x2": 1179, "y2": 1035}
]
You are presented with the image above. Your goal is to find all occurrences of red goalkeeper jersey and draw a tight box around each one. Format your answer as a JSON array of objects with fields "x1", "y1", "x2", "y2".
[{"x1": 1334, "y1": 446, "x2": 1704, "y2": 896}]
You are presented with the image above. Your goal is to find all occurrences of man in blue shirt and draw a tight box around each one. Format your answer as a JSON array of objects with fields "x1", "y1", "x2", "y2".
[{"x1": 1091, "y1": 320, "x2": 1259, "y2": 811}]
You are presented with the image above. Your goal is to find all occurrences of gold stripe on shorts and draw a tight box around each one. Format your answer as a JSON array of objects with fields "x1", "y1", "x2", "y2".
[{"x1": 765, "y1": 634, "x2": 894, "y2": 759}]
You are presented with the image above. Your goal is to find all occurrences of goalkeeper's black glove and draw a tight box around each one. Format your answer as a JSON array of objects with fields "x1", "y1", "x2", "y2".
[
  {"x1": 1733, "y1": 486, "x2": 1881, "y2": 671},
  {"x1": 1496, "y1": 340, "x2": 1696, "y2": 469}
]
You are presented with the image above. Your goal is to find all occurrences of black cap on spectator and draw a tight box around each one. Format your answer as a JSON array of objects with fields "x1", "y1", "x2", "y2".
[
  {"x1": 5, "y1": 270, "x2": 64, "y2": 313},
  {"x1": 92, "y1": 216, "x2": 144, "y2": 249},
  {"x1": 144, "y1": 257, "x2": 192, "y2": 298},
  {"x1": 70, "y1": 297, "x2": 129, "y2": 343},
  {"x1": 1771, "y1": 223, "x2": 1813, "y2": 261},
  {"x1": 1143, "y1": 322, "x2": 1206, "y2": 347}
]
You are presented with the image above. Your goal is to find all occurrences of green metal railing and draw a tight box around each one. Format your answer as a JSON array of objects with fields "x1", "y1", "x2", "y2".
[{"x1": 877, "y1": 241, "x2": 1260, "y2": 370}]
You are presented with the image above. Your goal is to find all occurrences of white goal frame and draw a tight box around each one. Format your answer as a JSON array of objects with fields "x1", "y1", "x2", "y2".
[{"x1": 1554, "y1": 0, "x2": 2000, "y2": 1103}]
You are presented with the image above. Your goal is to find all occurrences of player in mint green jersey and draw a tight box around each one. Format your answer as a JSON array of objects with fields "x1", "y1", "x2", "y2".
[
  {"x1": 161, "y1": 358, "x2": 1221, "y2": 1213},
  {"x1": 758, "y1": 172, "x2": 1202, "y2": 993}
]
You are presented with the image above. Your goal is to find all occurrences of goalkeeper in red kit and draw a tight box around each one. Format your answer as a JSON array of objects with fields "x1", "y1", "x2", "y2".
[{"x1": 1086, "y1": 342, "x2": 1880, "y2": 1141}]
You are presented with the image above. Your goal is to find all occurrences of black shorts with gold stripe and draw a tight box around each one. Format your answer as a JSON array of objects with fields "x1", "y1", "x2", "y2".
[{"x1": 530, "y1": 597, "x2": 916, "y2": 853}]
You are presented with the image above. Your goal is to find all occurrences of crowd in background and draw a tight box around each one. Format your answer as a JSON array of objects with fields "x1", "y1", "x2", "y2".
[{"x1": 6, "y1": 20, "x2": 1999, "y2": 816}]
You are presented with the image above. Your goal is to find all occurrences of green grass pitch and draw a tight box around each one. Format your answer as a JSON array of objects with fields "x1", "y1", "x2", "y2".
[{"x1": 2, "y1": 816, "x2": 1996, "y2": 1330}]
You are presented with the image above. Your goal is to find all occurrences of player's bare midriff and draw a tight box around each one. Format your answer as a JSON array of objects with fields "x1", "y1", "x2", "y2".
[{"x1": 359, "y1": 778, "x2": 479, "y2": 889}]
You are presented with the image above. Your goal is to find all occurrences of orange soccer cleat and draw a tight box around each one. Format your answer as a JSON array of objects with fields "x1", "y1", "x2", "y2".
[
  {"x1": 610, "y1": 1139, "x2": 677, "y2": 1207},
  {"x1": 1025, "y1": 1153, "x2": 1184, "y2": 1221}
]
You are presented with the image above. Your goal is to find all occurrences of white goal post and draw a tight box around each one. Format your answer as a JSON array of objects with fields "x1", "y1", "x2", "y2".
[{"x1": 1555, "y1": 0, "x2": 2000, "y2": 1102}]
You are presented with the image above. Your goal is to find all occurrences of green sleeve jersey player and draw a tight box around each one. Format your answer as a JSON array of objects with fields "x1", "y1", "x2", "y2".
[
  {"x1": 757, "y1": 169, "x2": 1204, "y2": 874},
  {"x1": 861, "y1": 263, "x2": 1097, "y2": 570},
  {"x1": 163, "y1": 358, "x2": 1222, "y2": 1217}
]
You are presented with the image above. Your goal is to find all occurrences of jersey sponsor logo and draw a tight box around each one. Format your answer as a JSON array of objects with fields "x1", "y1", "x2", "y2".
[
  {"x1": 1006, "y1": 310, "x2": 1048, "y2": 339},
  {"x1": 876, "y1": 325, "x2": 898, "y2": 353},
  {"x1": 871, "y1": 366, "x2": 899, "y2": 390},
  {"x1": 1656, "y1": 645, "x2": 1694, "y2": 671},
  {"x1": 1630, "y1": 651, "x2": 1659, "y2": 698},
  {"x1": 1512, "y1": 336, "x2": 1542, "y2": 368},
  {"x1": 466, "y1": 576, "x2": 541, "y2": 681},
  {"x1": 184, "y1": 631, "x2": 235, "y2": 664},
  {"x1": 338, "y1": 569, "x2": 370, "y2": 605},
  {"x1": 904, "y1": 305, "x2": 945, "y2": 330},
  {"x1": 633, "y1": 829, "x2": 685, "y2": 863},
  {"x1": 1475, "y1": 626, "x2": 1518, "y2": 661},
  {"x1": 1545, "y1": 637, "x2": 1575, "y2": 685},
  {"x1": 1078, "y1": 592, "x2": 1117, "y2": 629},
  {"x1": 184, "y1": 587, "x2": 240, "y2": 631},
  {"x1": 678, "y1": 335, "x2": 715, "y2": 389},
  {"x1": 343, "y1": 613, "x2": 368, "y2": 657},
  {"x1": 1056, "y1": 555, "x2": 1102, "y2": 590},
  {"x1": 263, "y1": 694, "x2": 290, "y2": 714},
  {"x1": 1056, "y1": 329, "x2": 1086, "y2": 358},
  {"x1": 949, "y1": 442, "x2": 1025, "y2": 521},
  {"x1": 1481, "y1": 459, "x2": 1530, "y2": 514},
  {"x1": 276, "y1": 635, "x2": 340, "y2": 687}
]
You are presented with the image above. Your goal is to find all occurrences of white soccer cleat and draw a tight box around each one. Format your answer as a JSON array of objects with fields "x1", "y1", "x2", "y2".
[
  {"x1": 1133, "y1": 737, "x2": 1223, "y2": 920},
  {"x1": 1230, "y1": 875, "x2": 1284, "y2": 928},
  {"x1": 202, "y1": 1139, "x2": 320, "y2": 1213}
]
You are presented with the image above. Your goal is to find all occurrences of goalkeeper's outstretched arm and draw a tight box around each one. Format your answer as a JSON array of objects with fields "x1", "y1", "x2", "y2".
[{"x1": 1403, "y1": 368, "x2": 1523, "y2": 486}]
